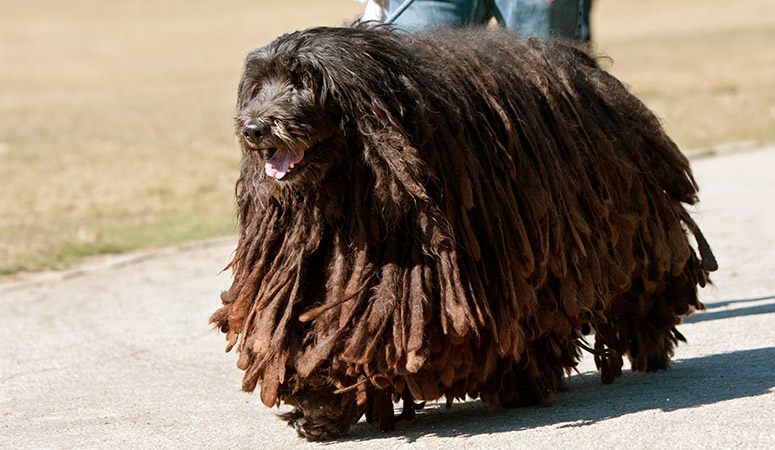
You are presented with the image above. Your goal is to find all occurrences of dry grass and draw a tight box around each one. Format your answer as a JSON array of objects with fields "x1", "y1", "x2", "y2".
[
  {"x1": 0, "y1": 0, "x2": 363, "y2": 274},
  {"x1": 593, "y1": 0, "x2": 775, "y2": 148},
  {"x1": 1, "y1": 0, "x2": 773, "y2": 274}
]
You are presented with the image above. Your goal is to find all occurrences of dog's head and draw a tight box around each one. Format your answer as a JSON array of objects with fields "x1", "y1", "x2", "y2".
[
  {"x1": 235, "y1": 26, "x2": 440, "y2": 218},
  {"x1": 236, "y1": 31, "x2": 346, "y2": 186}
]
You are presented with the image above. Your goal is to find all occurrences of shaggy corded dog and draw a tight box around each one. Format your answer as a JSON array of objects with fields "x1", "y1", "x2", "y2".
[{"x1": 211, "y1": 24, "x2": 717, "y2": 440}]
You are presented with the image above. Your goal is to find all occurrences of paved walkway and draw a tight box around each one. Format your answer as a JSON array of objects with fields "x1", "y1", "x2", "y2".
[{"x1": 2, "y1": 146, "x2": 774, "y2": 449}]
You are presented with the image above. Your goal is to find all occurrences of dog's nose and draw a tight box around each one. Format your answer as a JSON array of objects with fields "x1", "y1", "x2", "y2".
[{"x1": 243, "y1": 122, "x2": 269, "y2": 144}]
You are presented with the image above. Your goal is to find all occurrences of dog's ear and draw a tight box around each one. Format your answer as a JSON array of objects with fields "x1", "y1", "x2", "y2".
[
  {"x1": 288, "y1": 58, "x2": 316, "y2": 90},
  {"x1": 288, "y1": 54, "x2": 334, "y2": 108}
]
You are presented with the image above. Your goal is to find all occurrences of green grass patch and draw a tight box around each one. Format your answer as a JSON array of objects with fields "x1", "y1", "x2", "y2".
[{"x1": 0, "y1": 212, "x2": 237, "y2": 275}]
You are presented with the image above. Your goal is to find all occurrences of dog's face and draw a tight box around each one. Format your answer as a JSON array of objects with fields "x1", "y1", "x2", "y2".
[{"x1": 236, "y1": 41, "x2": 341, "y2": 185}]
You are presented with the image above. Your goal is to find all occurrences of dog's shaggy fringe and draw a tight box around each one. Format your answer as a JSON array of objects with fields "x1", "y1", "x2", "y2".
[{"x1": 211, "y1": 24, "x2": 716, "y2": 440}]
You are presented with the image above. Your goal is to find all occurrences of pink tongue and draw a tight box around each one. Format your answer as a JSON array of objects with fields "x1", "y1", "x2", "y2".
[{"x1": 265, "y1": 150, "x2": 304, "y2": 180}]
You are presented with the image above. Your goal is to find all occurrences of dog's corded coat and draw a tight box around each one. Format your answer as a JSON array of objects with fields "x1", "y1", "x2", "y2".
[{"x1": 211, "y1": 24, "x2": 717, "y2": 440}]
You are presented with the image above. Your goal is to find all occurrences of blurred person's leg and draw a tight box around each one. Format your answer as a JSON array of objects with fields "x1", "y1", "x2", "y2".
[
  {"x1": 493, "y1": 0, "x2": 582, "y2": 39},
  {"x1": 581, "y1": 0, "x2": 592, "y2": 41},
  {"x1": 387, "y1": 0, "x2": 490, "y2": 28}
]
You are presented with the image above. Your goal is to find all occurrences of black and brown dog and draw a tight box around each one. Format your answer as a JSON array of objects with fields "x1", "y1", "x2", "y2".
[{"x1": 211, "y1": 24, "x2": 716, "y2": 440}]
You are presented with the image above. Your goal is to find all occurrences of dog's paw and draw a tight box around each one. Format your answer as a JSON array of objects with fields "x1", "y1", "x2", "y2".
[{"x1": 280, "y1": 409, "x2": 344, "y2": 442}]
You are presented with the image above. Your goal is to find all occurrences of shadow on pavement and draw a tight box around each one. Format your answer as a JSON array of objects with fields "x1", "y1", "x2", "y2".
[
  {"x1": 703, "y1": 295, "x2": 775, "y2": 309},
  {"x1": 342, "y1": 346, "x2": 775, "y2": 442},
  {"x1": 685, "y1": 295, "x2": 775, "y2": 324}
]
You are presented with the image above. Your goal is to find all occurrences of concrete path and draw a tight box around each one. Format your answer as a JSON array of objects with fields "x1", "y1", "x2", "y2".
[{"x1": 2, "y1": 145, "x2": 774, "y2": 449}]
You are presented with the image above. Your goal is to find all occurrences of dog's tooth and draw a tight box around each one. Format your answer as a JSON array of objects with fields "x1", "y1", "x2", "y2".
[{"x1": 290, "y1": 163, "x2": 295, "y2": 169}]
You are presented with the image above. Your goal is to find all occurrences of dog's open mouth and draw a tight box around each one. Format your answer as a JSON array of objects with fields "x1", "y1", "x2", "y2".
[
  {"x1": 260, "y1": 136, "x2": 332, "y2": 181},
  {"x1": 264, "y1": 148, "x2": 304, "y2": 180}
]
